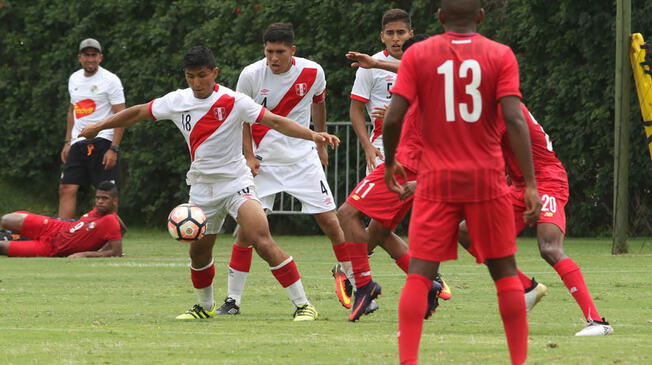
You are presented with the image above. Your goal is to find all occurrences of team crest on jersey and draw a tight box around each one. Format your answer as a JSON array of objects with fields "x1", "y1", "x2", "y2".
[
  {"x1": 295, "y1": 83, "x2": 308, "y2": 97},
  {"x1": 88, "y1": 222, "x2": 96, "y2": 230},
  {"x1": 214, "y1": 106, "x2": 227, "y2": 121}
]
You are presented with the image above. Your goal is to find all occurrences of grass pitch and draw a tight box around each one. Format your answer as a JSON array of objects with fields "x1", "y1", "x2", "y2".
[{"x1": 1, "y1": 230, "x2": 650, "y2": 364}]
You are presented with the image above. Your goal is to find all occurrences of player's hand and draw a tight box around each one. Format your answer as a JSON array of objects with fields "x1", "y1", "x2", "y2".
[
  {"x1": 67, "y1": 252, "x2": 85, "y2": 258},
  {"x1": 245, "y1": 156, "x2": 261, "y2": 177},
  {"x1": 523, "y1": 186, "x2": 542, "y2": 225},
  {"x1": 103, "y1": 149, "x2": 118, "y2": 170},
  {"x1": 399, "y1": 180, "x2": 416, "y2": 201},
  {"x1": 117, "y1": 215, "x2": 128, "y2": 235},
  {"x1": 364, "y1": 144, "x2": 384, "y2": 172},
  {"x1": 60, "y1": 143, "x2": 71, "y2": 163},
  {"x1": 385, "y1": 162, "x2": 407, "y2": 196},
  {"x1": 346, "y1": 51, "x2": 377, "y2": 69},
  {"x1": 317, "y1": 144, "x2": 329, "y2": 166},
  {"x1": 312, "y1": 132, "x2": 340, "y2": 149},
  {"x1": 370, "y1": 105, "x2": 388, "y2": 121},
  {"x1": 79, "y1": 123, "x2": 101, "y2": 139}
]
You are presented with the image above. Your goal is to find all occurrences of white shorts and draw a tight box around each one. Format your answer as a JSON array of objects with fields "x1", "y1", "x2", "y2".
[
  {"x1": 189, "y1": 183, "x2": 261, "y2": 234},
  {"x1": 255, "y1": 152, "x2": 336, "y2": 214},
  {"x1": 366, "y1": 138, "x2": 385, "y2": 175}
]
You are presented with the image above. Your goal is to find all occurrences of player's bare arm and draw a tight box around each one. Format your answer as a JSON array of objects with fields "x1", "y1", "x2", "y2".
[
  {"x1": 346, "y1": 51, "x2": 400, "y2": 73},
  {"x1": 79, "y1": 103, "x2": 151, "y2": 139},
  {"x1": 102, "y1": 103, "x2": 126, "y2": 170},
  {"x1": 61, "y1": 104, "x2": 75, "y2": 163},
  {"x1": 241, "y1": 123, "x2": 260, "y2": 176},
  {"x1": 382, "y1": 94, "x2": 410, "y2": 195},
  {"x1": 68, "y1": 239, "x2": 123, "y2": 258},
  {"x1": 259, "y1": 109, "x2": 340, "y2": 148},
  {"x1": 350, "y1": 99, "x2": 383, "y2": 171},
  {"x1": 500, "y1": 96, "x2": 541, "y2": 224},
  {"x1": 311, "y1": 99, "x2": 329, "y2": 165}
]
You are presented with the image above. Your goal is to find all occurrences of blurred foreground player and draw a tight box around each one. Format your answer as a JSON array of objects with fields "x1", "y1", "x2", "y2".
[
  {"x1": 383, "y1": 1, "x2": 541, "y2": 364},
  {"x1": 458, "y1": 103, "x2": 613, "y2": 336},
  {"x1": 1, "y1": 181, "x2": 123, "y2": 258},
  {"x1": 80, "y1": 46, "x2": 340, "y2": 321}
]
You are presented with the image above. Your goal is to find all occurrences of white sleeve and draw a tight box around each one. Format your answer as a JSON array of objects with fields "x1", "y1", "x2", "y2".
[
  {"x1": 149, "y1": 91, "x2": 178, "y2": 121},
  {"x1": 236, "y1": 68, "x2": 255, "y2": 99},
  {"x1": 108, "y1": 75, "x2": 126, "y2": 105},
  {"x1": 314, "y1": 65, "x2": 327, "y2": 96},
  {"x1": 236, "y1": 93, "x2": 265, "y2": 124},
  {"x1": 350, "y1": 67, "x2": 373, "y2": 102}
]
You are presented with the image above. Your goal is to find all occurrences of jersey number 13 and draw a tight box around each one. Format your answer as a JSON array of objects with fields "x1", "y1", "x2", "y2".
[{"x1": 437, "y1": 59, "x2": 482, "y2": 123}]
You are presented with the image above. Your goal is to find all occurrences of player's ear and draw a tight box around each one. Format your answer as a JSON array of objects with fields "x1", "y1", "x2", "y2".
[
  {"x1": 476, "y1": 8, "x2": 485, "y2": 24},
  {"x1": 437, "y1": 9, "x2": 445, "y2": 25},
  {"x1": 290, "y1": 45, "x2": 296, "y2": 56},
  {"x1": 212, "y1": 67, "x2": 220, "y2": 79}
]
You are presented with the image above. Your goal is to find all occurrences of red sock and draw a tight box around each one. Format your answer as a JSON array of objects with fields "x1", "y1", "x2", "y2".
[
  {"x1": 347, "y1": 242, "x2": 372, "y2": 288},
  {"x1": 495, "y1": 276, "x2": 528, "y2": 365},
  {"x1": 554, "y1": 258, "x2": 602, "y2": 321},
  {"x1": 332, "y1": 242, "x2": 349, "y2": 262},
  {"x1": 398, "y1": 273, "x2": 430, "y2": 365},
  {"x1": 517, "y1": 269, "x2": 533, "y2": 290},
  {"x1": 271, "y1": 258, "x2": 300, "y2": 288},
  {"x1": 230, "y1": 244, "x2": 253, "y2": 272},
  {"x1": 190, "y1": 262, "x2": 215, "y2": 289},
  {"x1": 395, "y1": 253, "x2": 410, "y2": 274}
]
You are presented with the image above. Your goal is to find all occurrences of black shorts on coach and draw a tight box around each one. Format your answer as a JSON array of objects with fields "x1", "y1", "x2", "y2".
[{"x1": 61, "y1": 137, "x2": 120, "y2": 188}]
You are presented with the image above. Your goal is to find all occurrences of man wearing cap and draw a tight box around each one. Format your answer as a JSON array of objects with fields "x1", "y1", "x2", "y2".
[{"x1": 59, "y1": 38, "x2": 126, "y2": 219}]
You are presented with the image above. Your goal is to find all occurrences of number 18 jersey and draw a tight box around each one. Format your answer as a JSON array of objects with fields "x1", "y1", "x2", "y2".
[
  {"x1": 392, "y1": 32, "x2": 522, "y2": 202},
  {"x1": 149, "y1": 84, "x2": 265, "y2": 189}
]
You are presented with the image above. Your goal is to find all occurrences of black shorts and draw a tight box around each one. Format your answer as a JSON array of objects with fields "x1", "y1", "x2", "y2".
[{"x1": 61, "y1": 138, "x2": 120, "y2": 188}]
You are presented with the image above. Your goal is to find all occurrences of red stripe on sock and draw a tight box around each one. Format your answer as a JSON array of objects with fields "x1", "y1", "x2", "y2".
[
  {"x1": 347, "y1": 242, "x2": 372, "y2": 288},
  {"x1": 398, "y1": 273, "x2": 430, "y2": 365},
  {"x1": 271, "y1": 259, "x2": 300, "y2": 288},
  {"x1": 190, "y1": 263, "x2": 215, "y2": 289},
  {"x1": 554, "y1": 258, "x2": 602, "y2": 321},
  {"x1": 395, "y1": 253, "x2": 410, "y2": 274},
  {"x1": 332, "y1": 242, "x2": 349, "y2": 262},
  {"x1": 517, "y1": 269, "x2": 533, "y2": 290},
  {"x1": 495, "y1": 276, "x2": 528, "y2": 365},
  {"x1": 229, "y1": 243, "x2": 253, "y2": 272}
]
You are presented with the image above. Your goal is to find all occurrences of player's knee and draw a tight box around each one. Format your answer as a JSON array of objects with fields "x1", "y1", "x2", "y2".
[
  {"x1": 1, "y1": 214, "x2": 10, "y2": 229},
  {"x1": 538, "y1": 240, "x2": 564, "y2": 264},
  {"x1": 336, "y1": 203, "x2": 358, "y2": 221},
  {"x1": 59, "y1": 184, "x2": 78, "y2": 197}
]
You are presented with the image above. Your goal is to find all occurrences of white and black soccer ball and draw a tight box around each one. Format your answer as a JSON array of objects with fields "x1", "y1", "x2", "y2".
[{"x1": 167, "y1": 203, "x2": 207, "y2": 242}]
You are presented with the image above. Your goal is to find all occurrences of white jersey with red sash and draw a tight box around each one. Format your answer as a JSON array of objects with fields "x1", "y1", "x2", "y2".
[
  {"x1": 237, "y1": 57, "x2": 326, "y2": 165},
  {"x1": 148, "y1": 84, "x2": 265, "y2": 198}
]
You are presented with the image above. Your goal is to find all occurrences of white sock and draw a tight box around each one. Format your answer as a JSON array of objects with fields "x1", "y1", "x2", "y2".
[
  {"x1": 227, "y1": 267, "x2": 249, "y2": 307},
  {"x1": 285, "y1": 279, "x2": 310, "y2": 307},
  {"x1": 340, "y1": 261, "x2": 356, "y2": 287}
]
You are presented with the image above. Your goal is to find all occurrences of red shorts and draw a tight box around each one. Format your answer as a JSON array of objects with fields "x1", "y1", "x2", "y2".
[
  {"x1": 510, "y1": 183, "x2": 568, "y2": 234},
  {"x1": 408, "y1": 194, "x2": 516, "y2": 263},
  {"x1": 346, "y1": 164, "x2": 416, "y2": 229},
  {"x1": 6, "y1": 213, "x2": 64, "y2": 257}
]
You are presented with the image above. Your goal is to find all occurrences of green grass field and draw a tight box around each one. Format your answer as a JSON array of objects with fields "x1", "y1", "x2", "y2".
[{"x1": 1, "y1": 231, "x2": 650, "y2": 364}]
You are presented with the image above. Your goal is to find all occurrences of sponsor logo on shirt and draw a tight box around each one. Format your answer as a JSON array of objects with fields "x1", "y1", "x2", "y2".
[
  {"x1": 74, "y1": 99, "x2": 96, "y2": 119},
  {"x1": 323, "y1": 196, "x2": 334, "y2": 205},
  {"x1": 88, "y1": 222, "x2": 96, "y2": 230},
  {"x1": 385, "y1": 75, "x2": 395, "y2": 82},
  {"x1": 261, "y1": 89, "x2": 269, "y2": 96},
  {"x1": 351, "y1": 195, "x2": 360, "y2": 200},
  {"x1": 295, "y1": 83, "x2": 307, "y2": 97},
  {"x1": 544, "y1": 212, "x2": 554, "y2": 217}
]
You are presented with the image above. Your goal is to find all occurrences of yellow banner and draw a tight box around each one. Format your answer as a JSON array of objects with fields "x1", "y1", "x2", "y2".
[{"x1": 630, "y1": 33, "x2": 652, "y2": 159}]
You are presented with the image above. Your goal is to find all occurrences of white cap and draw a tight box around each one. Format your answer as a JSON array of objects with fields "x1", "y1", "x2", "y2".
[{"x1": 79, "y1": 38, "x2": 102, "y2": 53}]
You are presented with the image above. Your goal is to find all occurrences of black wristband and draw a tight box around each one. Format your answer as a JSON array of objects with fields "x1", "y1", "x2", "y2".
[{"x1": 110, "y1": 145, "x2": 120, "y2": 153}]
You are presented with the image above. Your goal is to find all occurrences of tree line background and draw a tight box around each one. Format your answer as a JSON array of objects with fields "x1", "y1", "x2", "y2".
[{"x1": 1, "y1": 0, "x2": 651, "y2": 236}]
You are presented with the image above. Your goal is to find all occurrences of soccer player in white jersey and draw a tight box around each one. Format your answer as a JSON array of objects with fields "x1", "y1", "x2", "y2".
[
  {"x1": 79, "y1": 46, "x2": 340, "y2": 321},
  {"x1": 215, "y1": 22, "x2": 351, "y2": 315},
  {"x1": 350, "y1": 9, "x2": 413, "y2": 173}
]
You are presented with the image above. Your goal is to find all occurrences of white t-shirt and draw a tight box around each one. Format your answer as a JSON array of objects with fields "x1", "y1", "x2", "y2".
[
  {"x1": 350, "y1": 49, "x2": 398, "y2": 150},
  {"x1": 237, "y1": 57, "x2": 326, "y2": 165},
  {"x1": 68, "y1": 66, "x2": 125, "y2": 144},
  {"x1": 149, "y1": 84, "x2": 265, "y2": 192}
]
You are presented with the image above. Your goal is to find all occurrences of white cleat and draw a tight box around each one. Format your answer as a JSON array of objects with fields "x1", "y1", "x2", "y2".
[
  {"x1": 524, "y1": 278, "x2": 547, "y2": 313},
  {"x1": 575, "y1": 318, "x2": 614, "y2": 336}
]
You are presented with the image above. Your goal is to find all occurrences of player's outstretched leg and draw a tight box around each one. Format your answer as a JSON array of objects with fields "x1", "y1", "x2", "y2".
[
  {"x1": 536, "y1": 223, "x2": 613, "y2": 336},
  {"x1": 176, "y1": 234, "x2": 218, "y2": 320},
  {"x1": 237, "y1": 200, "x2": 317, "y2": 321}
]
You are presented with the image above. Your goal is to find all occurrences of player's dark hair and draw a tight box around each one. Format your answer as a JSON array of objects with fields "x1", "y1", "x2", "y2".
[
  {"x1": 96, "y1": 181, "x2": 118, "y2": 198},
  {"x1": 382, "y1": 8, "x2": 411, "y2": 28},
  {"x1": 402, "y1": 34, "x2": 430, "y2": 52},
  {"x1": 182, "y1": 46, "x2": 216, "y2": 70},
  {"x1": 263, "y1": 23, "x2": 295, "y2": 46}
]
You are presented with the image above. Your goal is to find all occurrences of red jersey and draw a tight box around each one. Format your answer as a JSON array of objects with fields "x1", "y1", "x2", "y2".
[
  {"x1": 394, "y1": 103, "x2": 423, "y2": 172},
  {"x1": 499, "y1": 104, "x2": 568, "y2": 188},
  {"x1": 51, "y1": 208, "x2": 122, "y2": 256},
  {"x1": 391, "y1": 32, "x2": 522, "y2": 202}
]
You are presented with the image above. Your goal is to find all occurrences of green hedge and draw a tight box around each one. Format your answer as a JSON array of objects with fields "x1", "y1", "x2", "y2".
[{"x1": 1, "y1": 0, "x2": 651, "y2": 235}]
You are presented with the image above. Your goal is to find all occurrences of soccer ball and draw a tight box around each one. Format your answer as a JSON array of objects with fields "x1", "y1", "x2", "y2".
[{"x1": 167, "y1": 203, "x2": 207, "y2": 242}]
